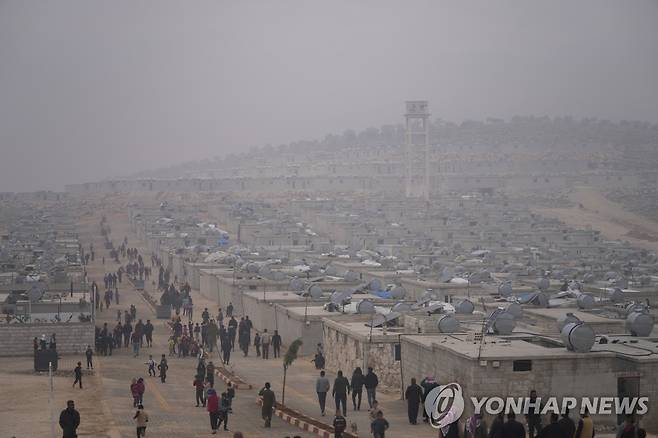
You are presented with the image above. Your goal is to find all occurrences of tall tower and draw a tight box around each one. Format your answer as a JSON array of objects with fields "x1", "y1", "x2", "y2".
[{"x1": 404, "y1": 100, "x2": 430, "y2": 200}]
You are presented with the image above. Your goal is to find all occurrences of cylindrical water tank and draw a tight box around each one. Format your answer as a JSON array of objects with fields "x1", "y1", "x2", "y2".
[
  {"x1": 391, "y1": 302, "x2": 412, "y2": 313},
  {"x1": 498, "y1": 282, "x2": 513, "y2": 297},
  {"x1": 389, "y1": 286, "x2": 407, "y2": 300},
  {"x1": 576, "y1": 293, "x2": 595, "y2": 310},
  {"x1": 454, "y1": 299, "x2": 475, "y2": 314},
  {"x1": 492, "y1": 312, "x2": 516, "y2": 335},
  {"x1": 356, "y1": 299, "x2": 376, "y2": 314},
  {"x1": 609, "y1": 288, "x2": 624, "y2": 303},
  {"x1": 343, "y1": 270, "x2": 359, "y2": 282},
  {"x1": 369, "y1": 278, "x2": 383, "y2": 292},
  {"x1": 537, "y1": 277, "x2": 550, "y2": 291},
  {"x1": 506, "y1": 303, "x2": 523, "y2": 319},
  {"x1": 246, "y1": 263, "x2": 259, "y2": 274},
  {"x1": 289, "y1": 277, "x2": 305, "y2": 291},
  {"x1": 557, "y1": 313, "x2": 581, "y2": 332},
  {"x1": 626, "y1": 312, "x2": 654, "y2": 337},
  {"x1": 308, "y1": 285, "x2": 323, "y2": 299},
  {"x1": 561, "y1": 323, "x2": 595, "y2": 353},
  {"x1": 437, "y1": 315, "x2": 461, "y2": 333}
]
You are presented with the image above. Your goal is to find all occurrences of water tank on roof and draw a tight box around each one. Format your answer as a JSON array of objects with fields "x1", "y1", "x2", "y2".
[
  {"x1": 308, "y1": 285, "x2": 323, "y2": 299},
  {"x1": 343, "y1": 270, "x2": 359, "y2": 282},
  {"x1": 536, "y1": 277, "x2": 550, "y2": 291},
  {"x1": 626, "y1": 312, "x2": 654, "y2": 337},
  {"x1": 492, "y1": 311, "x2": 516, "y2": 335},
  {"x1": 576, "y1": 293, "x2": 595, "y2": 310},
  {"x1": 437, "y1": 315, "x2": 461, "y2": 333},
  {"x1": 454, "y1": 299, "x2": 475, "y2": 314},
  {"x1": 561, "y1": 322, "x2": 595, "y2": 353},
  {"x1": 557, "y1": 313, "x2": 581, "y2": 332},
  {"x1": 356, "y1": 299, "x2": 376, "y2": 314},
  {"x1": 245, "y1": 263, "x2": 259, "y2": 274},
  {"x1": 369, "y1": 278, "x2": 382, "y2": 292},
  {"x1": 498, "y1": 282, "x2": 513, "y2": 298},
  {"x1": 389, "y1": 286, "x2": 407, "y2": 300}
]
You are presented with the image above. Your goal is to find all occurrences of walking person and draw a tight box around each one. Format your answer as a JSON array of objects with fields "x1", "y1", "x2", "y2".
[
  {"x1": 258, "y1": 382, "x2": 276, "y2": 428},
  {"x1": 503, "y1": 413, "x2": 527, "y2": 438},
  {"x1": 365, "y1": 367, "x2": 379, "y2": 409},
  {"x1": 146, "y1": 355, "x2": 156, "y2": 377},
  {"x1": 59, "y1": 400, "x2": 80, "y2": 438},
  {"x1": 158, "y1": 354, "x2": 168, "y2": 383},
  {"x1": 316, "y1": 370, "x2": 330, "y2": 416},
  {"x1": 261, "y1": 329, "x2": 271, "y2": 359},
  {"x1": 194, "y1": 375, "x2": 206, "y2": 407},
  {"x1": 525, "y1": 390, "x2": 542, "y2": 438},
  {"x1": 405, "y1": 378, "x2": 423, "y2": 424},
  {"x1": 351, "y1": 367, "x2": 365, "y2": 411},
  {"x1": 207, "y1": 388, "x2": 220, "y2": 434},
  {"x1": 332, "y1": 370, "x2": 350, "y2": 417},
  {"x1": 219, "y1": 391, "x2": 230, "y2": 431},
  {"x1": 133, "y1": 404, "x2": 149, "y2": 438},
  {"x1": 272, "y1": 330, "x2": 282, "y2": 358},
  {"x1": 464, "y1": 413, "x2": 488, "y2": 438},
  {"x1": 333, "y1": 409, "x2": 347, "y2": 438},
  {"x1": 72, "y1": 361, "x2": 83, "y2": 389},
  {"x1": 575, "y1": 412, "x2": 595, "y2": 438},
  {"x1": 85, "y1": 345, "x2": 94, "y2": 369},
  {"x1": 371, "y1": 410, "x2": 390, "y2": 438},
  {"x1": 254, "y1": 332, "x2": 261, "y2": 357}
]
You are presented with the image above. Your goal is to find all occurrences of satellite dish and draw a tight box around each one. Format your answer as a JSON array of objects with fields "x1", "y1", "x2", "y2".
[
  {"x1": 289, "y1": 277, "x2": 305, "y2": 291},
  {"x1": 324, "y1": 265, "x2": 338, "y2": 277},
  {"x1": 439, "y1": 268, "x2": 453, "y2": 283},
  {"x1": 561, "y1": 322, "x2": 595, "y2": 353},
  {"x1": 368, "y1": 278, "x2": 382, "y2": 292},
  {"x1": 271, "y1": 271, "x2": 286, "y2": 281},
  {"x1": 582, "y1": 273, "x2": 595, "y2": 283},
  {"x1": 498, "y1": 282, "x2": 513, "y2": 298},
  {"x1": 343, "y1": 270, "x2": 359, "y2": 282},
  {"x1": 530, "y1": 292, "x2": 549, "y2": 307},
  {"x1": 389, "y1": 286, "x2": 407, "y2": 300},
  {"x1": 330, "y1": 290, "x2": 353, "y2": 307},
  {"x1": 27, "y1": 283, "x2": 46, "y2": 302},
  {"x1": 488, "y1": 310, "x2": 516, "y2": 335},
  {"x1": 391, "y1": 302, "x2": 412, "y2": 313},
  {"x1": 437, "y1": 315, "x2": 460, "y2": 333},
  {"x1": 411, "y1": 296, "x2": 432, "y2": 310},
  {"x1": 454, "y1": 299, "x2": 475, "y2": 314},
  {"x1": 356, "y1": 299, "x2": 376, "y2": 314},
  {"x1": 258, "y1": 265, "x2": 272, "y2": 277},
  {"x1": 506, "y1": 303, "x2": 523, "y2": 319},
  {"x1": 307, "y1": 285, "x2": 323, "y2": 299},
  {"x1": 536, "y1": 277, "x2": 550, "y2": 291},
  {"x1": 366, "y1": 311, "x2": 401, "y2": 328},
  {"x1": 608, "y1": 288, "x2": 624, "y2": 303},
  {"x1": 626, "y1": 311, "x2": 654, "y2": 337},
  {"x1": 557, "y1": 313, "x2": 581, "y2": 332}
]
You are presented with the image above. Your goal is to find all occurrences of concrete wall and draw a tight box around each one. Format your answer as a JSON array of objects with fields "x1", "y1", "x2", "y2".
[
  {"x1": 322, "y1": 320, "x2": 402, "y2": 392},
  {"x1": 0, "y1": 322, "x2": 95, "y2": 356},
  {"x1": 273, "y1": 305, "x2": 324, "y2": 356}
]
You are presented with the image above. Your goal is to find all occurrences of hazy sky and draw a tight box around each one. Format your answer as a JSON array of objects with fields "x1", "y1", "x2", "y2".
[{"x1": 1, "y1": 0, "x2": 657, "y2": 191}]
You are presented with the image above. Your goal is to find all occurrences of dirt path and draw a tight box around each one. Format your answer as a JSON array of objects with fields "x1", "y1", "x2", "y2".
[{"x1": 534, "y1": 186, "x2": 658, "y2": 252}]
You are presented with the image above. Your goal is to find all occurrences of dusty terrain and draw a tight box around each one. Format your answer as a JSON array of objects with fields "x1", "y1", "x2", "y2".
[{"x1": 534, "y1": 186, "x2": 658, "y2": 252}]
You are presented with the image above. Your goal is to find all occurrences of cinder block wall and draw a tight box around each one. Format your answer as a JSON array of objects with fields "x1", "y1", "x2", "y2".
[{"x1": 0, "y1": 323, "x2": 95, "y2": 356}]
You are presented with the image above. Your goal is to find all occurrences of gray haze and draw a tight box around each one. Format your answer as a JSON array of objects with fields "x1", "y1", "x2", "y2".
[{"x1": 1, "y1": 0, "x2": 657, "y2": 192}]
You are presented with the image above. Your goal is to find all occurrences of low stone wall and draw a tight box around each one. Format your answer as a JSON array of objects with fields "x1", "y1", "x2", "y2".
[{"x1": 0, "y1": 322, "x2": 95, "y2": 356}]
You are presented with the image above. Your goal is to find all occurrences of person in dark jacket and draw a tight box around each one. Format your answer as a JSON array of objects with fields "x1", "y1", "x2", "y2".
[
  {"x1": 558, "y1": 410, "x2": 576, "y2": 438},
  {"x1": 525, "y1": 390, "x2": 542, "y2": 438},
  {"x1": 332, "y1": 370, "x2": 351, "y2": 417},
  {"x1": 206, "y1": 388, "x2": 220, "y2": 434},
  {"x1": 421, "y1": 376, "x2": 439, "y2": 423},
  {"x1": 333, "y1": 409, "x2": 347, "y2": 438},
  {"x1": 85, "y1": 345, "x2": 93, "y2": 369},
  {"x1": 59, "y1": 400, "x2": 80, "y2": 438},
  {"x1": 539, "y1": 414, "x2": 567, "y2": 438},
  {"x1": 489, "y1": 413, "x2": 505, "y2": 438},
  {"x1": 272, "y1": 330, "x2": 282, "y2": 358},
  {"x1": 350, "y1": 367, "x2": 365, "y2": 410},
  {"x1": 503, "y1": 413, "x2": 526, "y2": 438},
  {"x1": 72, "y1": 362, "x2": 83, "y2": 388},
  {"x1": 158, "y1": 355, "x2": 168, "y2": 383},
  {"x1": 405, "y1": 378, "x2": 423, "y2": 424},
  {"x1": 258, "y1": 382, "x2": 276, "y2": 428},
  {"x1": 364, "y1": 367, "x2": 379, "y2": 409}
]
